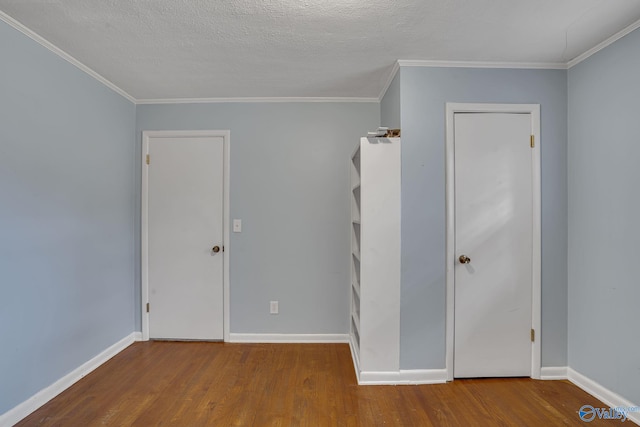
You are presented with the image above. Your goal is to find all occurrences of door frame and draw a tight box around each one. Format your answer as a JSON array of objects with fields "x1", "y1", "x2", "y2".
[
  {"x1": 141, "y1": 130, "x2": 231, "y2": 342},
  {"x1": 445, "y1": 103, "x2": 541, "y2": 380}
]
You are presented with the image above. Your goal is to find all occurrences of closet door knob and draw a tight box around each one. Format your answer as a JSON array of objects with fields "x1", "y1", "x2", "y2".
[
  {"x1": 458, "y1": 255, "x2": 471, "y2": 264},
  {"x1": 212, "y1": 246, "x2": 220, "y2": 253}
]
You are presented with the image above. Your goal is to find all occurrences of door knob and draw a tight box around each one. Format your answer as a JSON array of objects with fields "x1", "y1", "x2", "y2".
[
  {"x1": 459, "y1": 255, "x2": 471, "y2": 264},
  {"x1": 212, "y1": 246, "x2": 220, "y2": 253}
]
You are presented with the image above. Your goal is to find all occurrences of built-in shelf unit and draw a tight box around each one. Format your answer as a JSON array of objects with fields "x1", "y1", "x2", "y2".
[{"x1": 349, "y1": 137, "x2": 401, "y2": 383}]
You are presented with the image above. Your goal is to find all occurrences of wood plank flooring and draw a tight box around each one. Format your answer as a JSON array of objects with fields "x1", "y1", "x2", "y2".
[{"x1": 16, "y1": 342, "x2": 613, "y2": 426}]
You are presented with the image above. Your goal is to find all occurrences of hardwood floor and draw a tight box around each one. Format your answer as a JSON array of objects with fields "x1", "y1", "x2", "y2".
[{"x1": 16, "y1": 342, "x2": 613, "y2": 426}]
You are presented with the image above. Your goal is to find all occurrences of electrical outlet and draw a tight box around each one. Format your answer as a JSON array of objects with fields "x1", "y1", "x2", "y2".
[
  {"x1": 270, "y1": 301, "x2": 279, "y2": 314},
  {"x1": 233, "y1": 219, "x2": 242, "y2": 233}
]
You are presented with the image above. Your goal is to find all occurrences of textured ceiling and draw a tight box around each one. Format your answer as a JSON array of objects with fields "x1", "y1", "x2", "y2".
[{"x1": 1, "y1": 0, "x2": 640, "y2": 100}]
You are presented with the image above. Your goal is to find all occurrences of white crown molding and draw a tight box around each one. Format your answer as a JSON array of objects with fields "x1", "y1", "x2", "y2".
[
  {"x1": 0, "y1": 333, "x2": 137, "y2": 426},
  {"x1": 135, "y1": 97, "x2": 378, "y2": 104},
  {"x1": 0, "y1": 11, "x2": 136, "y2": 104},
  {"x1": 228, "y1": 333, "x2": 349, "y2": 343},
  {"x1": 567, "y1": 17, "x2": 640, "y2": 68},
  {"x1": 568, "y1": 368, "x2": 640, "y2": 425},
  {"x1": 377, "y1": 61, "x2": 401, "y2": 102},
  {"x1": 377, "y1": 59, "x2": 568, "y2": 100},
  {"x1": 397, "y1": 59, "x2": 568, "y2": 70}
]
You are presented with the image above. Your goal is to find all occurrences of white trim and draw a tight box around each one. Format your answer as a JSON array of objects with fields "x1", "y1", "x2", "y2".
[
  {"x1": 141, "y1": 130, "x2": 231, "y2": 342},
  {"x1": 0, "y1": 333, "x2": 136, "y2": 426},
  {"x1": 222, "y1": 132, "x2": 231, "y2": 343},
  {"x1": 568, "y1": 368, "x2": 640, "y2": 425},
  {"x1": 445, "y1": 103, "x2": 542, "y2": 381},
  {"x1": 141, "y1": 133, "x2": 150, "y2": 340},
  {"x1": 348, "y1": 330, "x2": 446, "y2": 385},
  {"x1": 378, "y1": 61, "x2": 401, "y2": 101},
  {"x1": 397, "y1": 59, "x2": 567, "y2": 70},
  {"x1": 358, "y1": 369, "x2": 448, "y2": 385},
  {"x1": 133, "y1": 331, "x2": 143, "y2": 341},
  {"x1": 445, "y1": 103, "x2": 541, "y2": 114},
  {"x1": 135, "y1": 97, "x2": 379, "y2": 105},
  {"x1": 568, "y1": 18, "x2": 640, "y2": 68},
  {"x1": 0, "y1": 11, "x2": 136, "y2": 104},
  {"x1": 530, "y1": 105, "x2": 542, "y2": 380},
  {"x1": 445, "y1": 105, "x2": 455, "y2": 381},
  {"x1": 228, "y1": 333, "x2": 349, "y2": 343},
  {"x1": 540, "y1": 366, "x2": 568, "y2": 380}
]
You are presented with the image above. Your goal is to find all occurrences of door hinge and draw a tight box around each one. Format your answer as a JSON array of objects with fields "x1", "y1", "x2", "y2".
[
  {"x1": 530, "y1": 328, "x2": 535, "y2": 342},
  {"x1": 146, "y1": 303, "x2": 150, "y2": 313},
  {"x1": 530, "y1": 135, "x2": 535, "y2": 148},
  {"x1": 146, "y1": 154, "x2": 150, "y2": 165}
]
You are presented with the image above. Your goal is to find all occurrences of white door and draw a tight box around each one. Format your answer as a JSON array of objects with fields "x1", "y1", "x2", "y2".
[
  {"x1": 453, "y1": 113, "x2": 533, "y2": 377},
  {"x1": 147, "y1": 135, "x2": 224, "y2": 340}
]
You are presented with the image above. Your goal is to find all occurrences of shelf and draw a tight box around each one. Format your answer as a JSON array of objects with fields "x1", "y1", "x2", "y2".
[
  {"x1": 351, "y1": 146, "x2": 361, "y2": 163},
  {"x1": 352, "y1": 285, "x2": 360, "y2": 322},
  {"x1": 350, "y1": 332, "x2": 360, "y2": 358},
  {"x1": 351, "y1": 191, "x2": 361, "y2": 223},
  {"x1": 351, "y1": 254, "x2": 360, "y2": 290},
  {"x1": 351, "y1": 146, "x2": 361, "y2": 192},
  {"x1": 351, "y1": 311, "x2": 360, "y2": 334},
  {"x1": 351, "y1": 221, "x2": 361, "y2": 256},
  {"x1": 352, "y1": 280, "x2": 360, "y2": 297},
  {"x1": 351, "y1": 317, "x2": 360, "y2": 357}
]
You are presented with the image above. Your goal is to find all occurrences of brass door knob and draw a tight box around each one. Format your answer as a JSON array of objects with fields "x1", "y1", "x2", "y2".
[
  {"x1": 212, "y1": 246, "x2": 220, "y2": 253},
  {"x1": 459, "y1": 255, "x2": 471, "y2": 264}
]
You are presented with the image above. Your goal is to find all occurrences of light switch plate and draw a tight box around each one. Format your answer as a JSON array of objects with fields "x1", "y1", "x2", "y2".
[{"x1": 233, "y1": 219, "x2": 242, "y2": 233}]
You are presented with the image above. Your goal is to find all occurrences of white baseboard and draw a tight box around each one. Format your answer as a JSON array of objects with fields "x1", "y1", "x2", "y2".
[
  {"x1": 0, "y1": 332, "x2": 137, "y2": 427},
  {"x1": 568, "y1": 368, "x2": 640, "y2": 425},
  {"x1": 358, "y1": 369, "x2": 448, "y2": 385},
  {"x1": 228, "y1": 333, "x2": 349, "y2": 343},
  {"x1": 133, "y1": 331, "x2": 143, "y2": 341},
  {"x1": 348, "y1": 334, "x2": 447, "y2": 385},
  {"x1": 540, "y1": 366, "x2": 568, "y2": 380}
]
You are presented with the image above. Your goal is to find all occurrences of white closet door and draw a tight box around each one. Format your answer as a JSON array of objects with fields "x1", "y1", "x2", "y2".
[
  {"x1": 147, "y1": 135, "x2": 224, "y2": 340},
  {"x1": 454, "y1": 113, "x2": 533, "y2": 377}
]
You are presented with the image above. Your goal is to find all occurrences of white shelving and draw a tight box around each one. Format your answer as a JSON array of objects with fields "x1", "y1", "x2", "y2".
[
  {"x1": 349, "y1": 137, "x2": 401, "y2": 382},
  {"x1": 350, "y1": 145, "x2": 362, "y2": 360}
]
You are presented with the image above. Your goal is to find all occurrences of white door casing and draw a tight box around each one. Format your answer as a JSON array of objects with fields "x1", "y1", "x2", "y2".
[
  {"x1": 141, "y1": 130, "x2": 231, "y2": 341},
  {"x1": 445, "y1": 104, "x2": 541, "y2": 380}
]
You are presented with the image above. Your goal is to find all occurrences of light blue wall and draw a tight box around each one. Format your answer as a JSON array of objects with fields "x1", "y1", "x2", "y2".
[
  {"x1": 0, "y1": 21, "x2": 136, "y2": 414},
  {"x1": 568, "y1": 29, "x2": 640, "y2": 405},
  {"x1": 380, "y1": 72, "x2": 401, "y2": 129},
  {"x1": 398, "y1": 67, "x2": 568, "y2": 369},
  {"x1": 135, "y1": 103, "x2": 379, "y2": 334}
]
